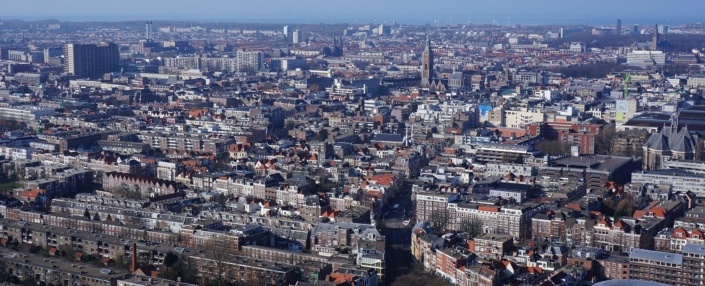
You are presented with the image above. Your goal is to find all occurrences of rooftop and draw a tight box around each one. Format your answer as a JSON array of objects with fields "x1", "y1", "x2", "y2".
[
  {"x1": 551, "y1": 155, "x2": 633, "y2": 172},
  {"x1": 629, "y1": 248, "x2": 682, "y2": 265}
]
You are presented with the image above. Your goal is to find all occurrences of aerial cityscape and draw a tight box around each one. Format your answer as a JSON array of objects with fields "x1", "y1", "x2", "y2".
[{"x1": 1, "y1": 1, "x2": 705, "y2": 286}]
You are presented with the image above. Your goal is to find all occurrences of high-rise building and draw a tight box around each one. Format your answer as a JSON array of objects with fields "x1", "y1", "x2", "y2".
[
  {"x1": 378, "y1": 24, "x2": 390, "y2": 36},
  {"x1": 283, "y1": 25, "x2": 289, "y2": 38},
  {"x1": 652, "y1": 25, "x2": 660, "y2": 51},
  {"x1": 145, "y1": 21, "x2": 153, "y2": 41},
  {"x1": 64, "y1": 43, "x2": 120, "y2": 79},
  {"x1": 43, "y1": 47, "x2": 63, "y2": 64},
  {"x1": 292, "y1": 30, "x2": 301, "y2": 44},
  {"x1": 235, "y1": 50, "x2": 264, "y2": 72},
  {"x1": 658, "y1": 25, "x2": 669, "y2": 35},
  {"x1": 616, "y1": 19, "x2": 622, "y2": 36},
  {"x1": 421, "y1": 35, "x2": 434, "y2": 87}
]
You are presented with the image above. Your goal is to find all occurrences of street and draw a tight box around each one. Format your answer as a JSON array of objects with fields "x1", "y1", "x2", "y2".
[{"x1": 380, "y1": 183, "x2": 416, "y2": 283}]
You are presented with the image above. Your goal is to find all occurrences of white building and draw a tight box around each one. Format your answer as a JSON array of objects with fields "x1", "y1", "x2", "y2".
[
  {"x1": 292, "y1": 30, "x2": 302, "y2": 44},
  {"x1": 627, "y1": 50, "x2": 666, "y2": 66},
  {"x1": 504, "y1": 107, "x2": 545, "y2": 129}
]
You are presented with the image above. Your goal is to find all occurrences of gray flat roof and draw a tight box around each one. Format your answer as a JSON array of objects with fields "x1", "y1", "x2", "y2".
[
  {"x1": 683, "y1": 243, "x2": 705, "y2": 255},
  {"x1": 629, "y1": 248, "x2": 683, "y2": 265},
  {"x1": 551, "y1": 155, "x2": 632, "y2": 171},
  {"x1": 592, "y1": 280, "x2": 670, "y2": 286}
]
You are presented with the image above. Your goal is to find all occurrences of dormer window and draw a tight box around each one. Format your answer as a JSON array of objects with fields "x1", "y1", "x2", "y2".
[
  {"x1": 694, "y1": 235, "x2": 700, "y2": 239},
  {"x1": 677, "y1": 232, "x2": 683, "y2": 238}
]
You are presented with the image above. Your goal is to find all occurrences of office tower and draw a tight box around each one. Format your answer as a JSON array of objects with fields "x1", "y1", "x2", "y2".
[
  {"x1": 292, "y1": 30, "x2": 301, "y2": 44},
  {"x1": 652, "y1": 25, "x2": 659, "y2": 51},
  {"x1": 616, "y1": 19, "x2": 622, "y2": 35},
  {"x1": 421, "y1": 35, "x2": 434, "y2": 87},
  {"x1": 632, "y1": 25, "x2": 639, "y2": 35},
  {"x1": 145, "y1": 21, "x2": 153, "y2": 41},
  {"x1": 658, "y1": 25, "x2": 669, "y2": 35},
  {"x1": 283, "y1": 25, "x2": 289, "y2": 38},
  {"x1": 64, "y1": 42, "x2": 120, "y2": 79}
]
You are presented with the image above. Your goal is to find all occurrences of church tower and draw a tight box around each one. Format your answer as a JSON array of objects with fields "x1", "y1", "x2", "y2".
[{"x1": 421, "y1": 35, "x2": 434, "y2": 87}]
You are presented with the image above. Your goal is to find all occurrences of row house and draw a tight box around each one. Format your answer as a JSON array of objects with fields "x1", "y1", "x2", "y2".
[
  {"x1": 449, "y1": 203, "x2": 545, "y2": 241},
  {"x1": 565, "y1": 217, "x2": 596, "y2": 248},
  {"x1": 456, "y1": 264, "x2": 498, "y2": 286},
  {"x1": 103, "y1": 171, "x2": 185, "y2": 197},
  {"x1": 592, "y1": 216, "x2": 664, "y2": 252},
  {"x1": 213, "y1": 177, "x2": 268, "y2": 198},
  {"x1": 469, "y1": 234, "x2": 514, "y2": 260},
  {"x1": 356, "y1": 227, "x2": 387, "y2": 282},
  {"x1": 241, "y1": 245, "x2": 329, "y2": 266},
  {"x1": 20, "y1": 169, "x2": 93, "y2": 199},
  {"x1": 6, "y1": 208, "x2": 180, "y2": 244},
  {"x1": 1, "y1": 248, "x2": 127, "y2": 286},
  {"x1": 411, "y1": 231, "x2": 519, "y2": 286},
  {"x1": 434, "y1": 247, "x2": 474, "y2": 284},
  {"x1": 309, "y1": 222, "x2": 380, "y2": 256},
  {"x1": 189, "y1": 253, "x2": 297, "y2": 286},
  {"x1": 50, "y1": 199, "x2": 190, "y2": 233},
  {"x1": 179, "y1": 224, "x2": 268, "y2": 252},
  {"x1": 391, "y1": 149, "x2": 425, "y2": 178},
  {"x1": 197, "y1": 210, "x2": 313, "y2": 233},
  {"x1": 415, "y1": 192, "x2": 462, "y2": 223},
  {"x1": 0, "y1": 218, "x2": 172, "y2": 263},
  {"x1": 532, "y1": 209, "x2": 570, "y2": 243},
  {"x1": 136, "y1": 132, "x2": 232, "y2": 155},
  {"x1": 275, "y1": 183, "x2": 308, "y2": 207},
  {"x1": 597, "y1": 255, "x2": 630, "y2": 280},
  {"x1": 655, "y1": 227, "x2": 705, "y2": 252}
]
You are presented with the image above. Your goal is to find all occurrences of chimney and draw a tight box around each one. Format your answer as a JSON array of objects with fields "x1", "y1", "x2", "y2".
[{"x1": 131, "y1": 242, "x2": 138, "y2": 273}]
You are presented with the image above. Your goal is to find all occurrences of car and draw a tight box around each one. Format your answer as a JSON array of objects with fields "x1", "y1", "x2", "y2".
[{"x1": 402, "y1": 220, "x2": 410, "y2": 226}]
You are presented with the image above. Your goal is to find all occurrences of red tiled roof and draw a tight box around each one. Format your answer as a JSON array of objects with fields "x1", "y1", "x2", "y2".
[
  {"x1": 478, "y1": 205, "x2": 500, "y2": 212},
  {"x1": 21, "y1": 188, "x2": 45, "y2": 200}
]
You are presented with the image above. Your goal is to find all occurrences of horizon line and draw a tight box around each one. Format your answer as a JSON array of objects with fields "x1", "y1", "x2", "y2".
[{"x1": 0, "y1": 16, "x2": 697, "y2": 27}]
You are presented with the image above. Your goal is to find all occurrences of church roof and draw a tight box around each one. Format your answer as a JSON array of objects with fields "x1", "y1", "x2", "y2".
[{"x1": 646, "y1": 125, "x2": 698, "y2": 154}]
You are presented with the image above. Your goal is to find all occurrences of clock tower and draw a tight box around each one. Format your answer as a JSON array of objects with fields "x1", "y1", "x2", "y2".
[{"x1": 421, "y1": 35, "x2": 434, "y2": 87}]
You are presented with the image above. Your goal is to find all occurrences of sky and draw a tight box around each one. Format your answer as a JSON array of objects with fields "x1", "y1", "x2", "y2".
[{"x1": 0, "y1": 0, "x2": 702, "y2": 25}]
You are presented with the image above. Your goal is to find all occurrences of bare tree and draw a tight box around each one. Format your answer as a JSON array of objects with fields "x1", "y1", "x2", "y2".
[
  {"x1": 458, "y1": 218, "x2": 484, "y2": 239},
  {"x1": 595, "y1": 124, "x2": 616, "y2": 155},
  {"x1": 0, "y1": 260, "x2": 10, "y2": 283},
  {"x1": 46, "y1": 269, "x2": 63, "y2": 286},
  {"x1": 428, "y1": 209, "x2": 451, "y2": 235},
  {"x1": 202, "y1": 238, "x2": 238, "y2": 286}
]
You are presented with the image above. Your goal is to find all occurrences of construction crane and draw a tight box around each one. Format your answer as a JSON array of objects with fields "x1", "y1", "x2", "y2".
[{"x1": 623, "y1": 73, "x2": 631, "y2": 98}]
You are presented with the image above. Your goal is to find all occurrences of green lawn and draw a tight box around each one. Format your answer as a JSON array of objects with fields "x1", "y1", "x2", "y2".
[{"x1": 0, "y1": 181, "x2": 22, "y2": 193}]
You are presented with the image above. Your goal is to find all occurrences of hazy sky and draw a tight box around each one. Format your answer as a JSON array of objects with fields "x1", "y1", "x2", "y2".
[{"x1": 1, "y1": 0, "x2": 702, "y2": 25}]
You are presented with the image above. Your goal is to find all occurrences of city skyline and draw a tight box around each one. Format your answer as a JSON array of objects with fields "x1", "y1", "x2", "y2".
[
  {"x1": 0, "y1": 0, "x2": 702, "y2": 25},
  {"x1": 3, "y1": 1, "x2": 705, "y2": 286}
]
